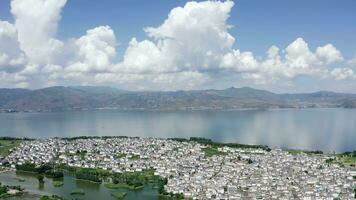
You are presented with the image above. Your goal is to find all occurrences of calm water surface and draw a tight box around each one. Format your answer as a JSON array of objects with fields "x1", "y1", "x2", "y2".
[
  {"x1": 0, "y1": 171, "x2": 157, "y2": 200},
  {"x1": 0, "y1": 108, "x2": 355, "y2": 152}
]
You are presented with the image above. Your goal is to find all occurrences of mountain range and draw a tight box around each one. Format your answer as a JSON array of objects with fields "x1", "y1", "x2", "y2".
[{"x1": 0, "y1": 86, "x2": 355, "y2": 112}]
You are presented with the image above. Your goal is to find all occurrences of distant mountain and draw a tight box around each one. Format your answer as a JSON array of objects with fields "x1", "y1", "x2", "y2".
[
  {"x1": 0, "y1": 86, "x2": 356, "y2": 112},
  {"x1": 0, "y1": 88, "x2": 30, "y2": 107}
]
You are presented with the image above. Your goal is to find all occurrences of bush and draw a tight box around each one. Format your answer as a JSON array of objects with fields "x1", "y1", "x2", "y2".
[
  {"x1": 75, "y1": 168, "x2": 107, "y2": 183},
  {"x1": 45, "y1": 170, "x2": 64, "y2": 178},
  {"x1": 37, "y1": 174, "x2": 45, "y2": 184}
]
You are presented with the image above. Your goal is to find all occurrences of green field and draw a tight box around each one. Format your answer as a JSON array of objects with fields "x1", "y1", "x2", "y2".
[
  {"x1": 339, "y1": 156, "x2": 356, "y2": 167},
  {"x1": 128, "y1": 154, "x2": 140, "y2": 160},
  {"x1": 116, "y1": 153, "x2": 127, "y2": 159},
  {"x1": 202, "y1": 146, "x2": 227, "y2": 157},
  {"x1": 0, "y1": 139, "x2": 22, "y2": 157}
]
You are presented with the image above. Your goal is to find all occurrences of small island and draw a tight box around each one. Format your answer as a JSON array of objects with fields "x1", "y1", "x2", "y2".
[
  {"x1": 111, "y1": 191, "x2": 127, "y2": 199},
  {"x1": 52, "y1": 181, "x2": 63, "y2": 187},
  {"x1": 70, "y1": 188, "x2": 85, "y2": 195}
]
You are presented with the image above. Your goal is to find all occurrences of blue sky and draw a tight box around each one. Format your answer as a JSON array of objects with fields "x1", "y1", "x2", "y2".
[
  {"x1": 1, "y1": 0, "x2": 355, "y2": 58},
  {"x1": 0, "y1": 0, "x2": 355, "y2": 92},
  {"x1": 62, "y1": 0, "x2": 356, "y2": 58}
]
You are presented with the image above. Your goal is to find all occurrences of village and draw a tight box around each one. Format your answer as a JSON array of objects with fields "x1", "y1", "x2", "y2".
[{"x1": 2, "y1": 137, "x2": 356, "y2": 199}]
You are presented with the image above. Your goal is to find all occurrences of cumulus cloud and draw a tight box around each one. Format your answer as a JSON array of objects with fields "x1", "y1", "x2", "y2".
[
  {"x1": 220, "y1": 50, "x2": 258, "y2": 72},
  {"x1": 10, "y1": 0, "x2": 67, "y2": 65},
  {"x1": 316, "y1": 44, "x2": 343, "y2": 64},
  {"x1": 0, "y1": 20, "x2": 26, "y2": 72},
  {"x1": 137, "y1": 0, "x2": 234, "y2": 71},
  {"x1": 253, "y1": 37, "x2": 328, "y2": 80},
  {"x1": 285, "y1": 38, "x2": 319, "y2": 71},
  {"x1": 117, "y1": 38, "x2": 173, "y2": 73},
  {"x1": 239, "y1": 38, "x2": 348, "y2": 83},
  {"x1": 0, "y1": 0, "x2": 355, "y2": 91},
  {"x1": 330, "y1": 68, "x2": 355, "y2": 80},
  {"x1": 110, "y1": 0, "x2": 237, "y2": 88},
  {"x1": 66, "y1": 26, "x2": 117, "y2": 73}
]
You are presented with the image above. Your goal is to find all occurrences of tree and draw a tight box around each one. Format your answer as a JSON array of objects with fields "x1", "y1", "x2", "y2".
[{"x1": 37, "y1": 174, "x2": 45, "y2": 184}]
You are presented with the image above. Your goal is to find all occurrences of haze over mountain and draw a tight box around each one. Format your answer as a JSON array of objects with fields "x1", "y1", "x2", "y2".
[{"x1": 0, "y1": 86, "x2": 355, "y2": 112}]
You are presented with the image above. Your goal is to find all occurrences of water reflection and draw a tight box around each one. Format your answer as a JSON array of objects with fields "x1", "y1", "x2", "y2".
[{"x1": 0, "y1": 108, "x2": 355, "y2": 152}]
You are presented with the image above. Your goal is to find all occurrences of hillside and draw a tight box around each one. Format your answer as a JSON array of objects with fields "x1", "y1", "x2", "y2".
[{"x1": 0, "y1": 86, "x2": 355, "y2": 112}]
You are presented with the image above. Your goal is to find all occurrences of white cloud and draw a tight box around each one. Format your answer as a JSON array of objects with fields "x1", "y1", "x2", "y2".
[
  {"x1": 94, "y1": 71, "x2": 209, "y2": 90},
  {"x1": 140, "y1": 0, "x2": 235, "y2": 71},
  {"x1": 252, "y1": 46, "x2": 287, "y2": 82},
  {"x1": 284, "y1": 37, "x2": 320, "y2": 74},
  {"x1": 66, "y1": 26, "x2": 117, "y2": 73},
  {"x1": 10, "y1": 0, "x2": 67, "y2": 65},
  {"x1": 19, "y1": 64, "x2": 40, "y2": 76},
  {"x1": 117, "y1": 38, "x2": 173, "y2": 73},
  {"x1": 110, "y1": 0, "x2": 237, "y2": 88},
  {"x1": 0, "y1": 20, "x2": 26, "y2": 72},
  {"x1": 0, "y1": 0, "x2": 355, "y2": 91},
  {"x1": 220, "y1": 50, "x2": 258, "y2": 72},
  {"x1": 330, "y1": 68, "x2": 355, "y2": 80},
  {"x1": 0, "y1": 71, "x2": 28, "y2": 88},
  {"x1": 240, "y1": 38, "x2": 346, "y2": 83},
  {"x1": 348, "y1": 56, "x2": 356, "y2": 66},
  {"x1": 316, "y1": 44, "x2": 343, "y2": 64}
]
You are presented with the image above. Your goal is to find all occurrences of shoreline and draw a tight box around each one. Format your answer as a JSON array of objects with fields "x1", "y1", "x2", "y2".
[
  {"x1": 0, "y1": 135, "x2": 355, "y2": 155},
  {"x1": 0, "y1": 167, "x2": 15, "y2": 174},
  {"x1": 1, "y1": 106, "x2": 355, "y2": 114}
]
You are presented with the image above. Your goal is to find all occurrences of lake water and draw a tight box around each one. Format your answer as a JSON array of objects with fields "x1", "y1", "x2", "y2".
[
  {"x1": 0, "y1": 108, "x2": 355, "y2": 152},
  {"x1": 0, "y1": 171, "x2": 157, "y2": 200}
]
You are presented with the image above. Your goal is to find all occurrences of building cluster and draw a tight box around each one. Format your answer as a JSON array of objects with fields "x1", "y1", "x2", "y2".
[{"x1": 4, "y1": 138, "x2": 356, "y2": 199}]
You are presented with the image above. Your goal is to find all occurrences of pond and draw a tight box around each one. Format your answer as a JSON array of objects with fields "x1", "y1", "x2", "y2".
[{"x1": 0, "y1": 171, "x2": 158, "y2": 200}]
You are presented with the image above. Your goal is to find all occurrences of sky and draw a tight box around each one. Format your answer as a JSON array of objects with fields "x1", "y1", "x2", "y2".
[{"x1": 0, "y1": 0, "x2": 355, "y2": 93}]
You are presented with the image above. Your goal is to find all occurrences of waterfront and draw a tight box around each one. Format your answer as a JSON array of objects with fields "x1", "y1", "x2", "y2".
[{"x1": 0, "y1": 108, "x2": 355, "y2": 152}]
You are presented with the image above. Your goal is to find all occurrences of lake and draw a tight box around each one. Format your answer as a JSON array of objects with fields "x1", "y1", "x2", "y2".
[
  {"x1": 0, "y1": 108, "x2": 355, "y2": 152},
  {"x1": 0, "y1": 171, "x2": 157, "y2": 200}
]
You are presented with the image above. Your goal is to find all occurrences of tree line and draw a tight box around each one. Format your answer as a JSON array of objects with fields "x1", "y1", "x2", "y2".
[
  {"x1": 170, "y1": 137, "x2": 271, "y2": 151},
  {"x1": 16, "y1": 163, "x2": 64, "y2": 178}
]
